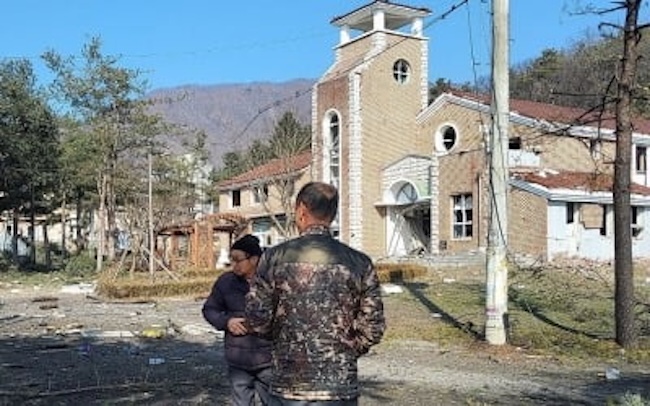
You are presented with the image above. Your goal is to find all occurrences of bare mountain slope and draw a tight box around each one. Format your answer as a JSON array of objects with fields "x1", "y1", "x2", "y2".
[{"x1": 148, "y1": 78, "x2": 314, "y2": 166}]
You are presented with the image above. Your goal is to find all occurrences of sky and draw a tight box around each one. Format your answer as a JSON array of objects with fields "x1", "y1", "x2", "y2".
[{"x1": 1, "y1": 1, "x2": 646, "y2": 91}]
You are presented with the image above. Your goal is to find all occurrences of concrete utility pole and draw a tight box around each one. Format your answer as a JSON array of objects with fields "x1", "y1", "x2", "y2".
[
  {"x1": 148, "y1": 151, "x2": 155, "y2": 275},
  {"x1": 485, "y1": 0, "x2": 510, "y2": 345}
]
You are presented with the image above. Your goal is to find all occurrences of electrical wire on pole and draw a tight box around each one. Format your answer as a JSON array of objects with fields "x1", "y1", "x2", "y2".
[{"x1": 485, "y1": 0, "x2": 510, "y2": 345}]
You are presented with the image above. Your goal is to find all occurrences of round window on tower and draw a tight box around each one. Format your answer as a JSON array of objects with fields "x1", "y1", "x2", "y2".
[{"x1": 393, "y1": 59, "x2": 411, "y2": 84}]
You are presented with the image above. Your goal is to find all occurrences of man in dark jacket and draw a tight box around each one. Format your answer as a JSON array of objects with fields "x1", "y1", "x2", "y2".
[
  {"x1": 203, "y1": 234, "x2": 272, "y2": 406},
  {"x1": 245, "y1": 182, "x2": 386, "y2": 406}
]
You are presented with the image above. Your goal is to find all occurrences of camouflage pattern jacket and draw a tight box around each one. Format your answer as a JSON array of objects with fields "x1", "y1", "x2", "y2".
[{"x1": 245, "y1": 225, "x2": 385, "y2": 401}]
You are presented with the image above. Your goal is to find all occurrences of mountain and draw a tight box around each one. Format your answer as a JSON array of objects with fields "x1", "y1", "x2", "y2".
[{"x1": 147, "y1": 78, "x2": 315, "y2": 166}]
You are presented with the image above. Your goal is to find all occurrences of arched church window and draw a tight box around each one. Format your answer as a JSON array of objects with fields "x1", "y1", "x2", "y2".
[
  {"x1": 396, "y1": 182, "x2": 418, "y2": 204},
  {"x1": 328, "y1": 113, "x2": 340, "y2": 189}
]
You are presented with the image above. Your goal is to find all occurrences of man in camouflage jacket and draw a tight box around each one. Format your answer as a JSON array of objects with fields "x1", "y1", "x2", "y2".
[{"x1": 246, "y1": 182, "x2": 385, "y2": 406}]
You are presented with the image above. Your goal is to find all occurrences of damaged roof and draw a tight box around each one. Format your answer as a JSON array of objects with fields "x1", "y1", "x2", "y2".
[
  {"x1": 218, "y1": 150, "x2": 312, "y2": 190},
  {"x1": 513, "y1": 170, "x2": 650, "y2": 197}
]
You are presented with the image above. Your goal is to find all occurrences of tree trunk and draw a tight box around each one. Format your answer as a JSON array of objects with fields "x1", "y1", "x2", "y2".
[
  {"x1": 97, "y1": 174, "x2": 107, "y2": 272},
  {"x1": 75, "y1": 194, "x2": 85, "y2": 252},
  {"x1": 61, "y1": 192, "x2": 67, "y2": 259},
  {"x1": 44, "y1": 222, "x2": 51, "y2": 271},
  {"x1": 29, "y1": 186, "x2": 36, "y2": 266},
  {"x1": 106, "y1": 166, "x2": 116, "y2": 262},
  {"x1": 11, "y1": 211, "x2": 18, "y2": 262},
  {"x1": 613, "y1": 0, "x2": 641, "y2": 348}
]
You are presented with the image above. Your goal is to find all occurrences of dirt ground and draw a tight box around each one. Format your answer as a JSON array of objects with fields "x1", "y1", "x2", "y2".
[{"x1": 1, "y1": 282, "x2": 648, "y2": 406}]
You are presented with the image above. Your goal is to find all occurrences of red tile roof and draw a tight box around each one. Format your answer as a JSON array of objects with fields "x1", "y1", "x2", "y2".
[
  {"x1": 218, "y1": 150, "x2": 312, "y2": 189},
  {"x1": 514, "y1": 170, "x2": 650, "y2": 196},
  {"x1": 450, "y1": 91, "x2": 650, "y2": 133}
]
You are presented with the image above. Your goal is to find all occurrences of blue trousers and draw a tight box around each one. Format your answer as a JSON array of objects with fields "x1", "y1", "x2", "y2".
[
  {"x1": 268, "y1": 395, "x2": 358, "y2": 406},
  {"x1": 229, "y1": 365, "x2": 272, "y2": 406}
]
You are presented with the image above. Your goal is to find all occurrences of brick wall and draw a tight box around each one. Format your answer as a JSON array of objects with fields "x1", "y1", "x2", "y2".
[
  {"x1": 314, "y1": 31, "x2": 428, "y2": 257},
  {"x1": 509, "y1": 188, "x2": 548, "y2": 256},
  {"x1": 352, "y1": 34, "x2": 429, "y2": 256}
]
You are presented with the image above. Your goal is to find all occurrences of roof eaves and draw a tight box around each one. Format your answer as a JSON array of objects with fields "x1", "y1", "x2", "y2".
[
  {"x1": 218, "y1": 167, "x2": 307, "y2": 191},
  {"x1": 510, "y1": 178, "x2": 650, "y2": 205}
]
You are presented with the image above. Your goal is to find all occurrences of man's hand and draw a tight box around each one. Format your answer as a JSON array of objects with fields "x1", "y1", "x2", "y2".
[{"x1": 227, "y1": 317, "x2": 248, "y2": 336}]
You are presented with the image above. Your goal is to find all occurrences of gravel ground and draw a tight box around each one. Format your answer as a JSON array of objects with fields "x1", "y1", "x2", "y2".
[{"x1": 0, "y1": 283, "x2": 648, "y2": 405}]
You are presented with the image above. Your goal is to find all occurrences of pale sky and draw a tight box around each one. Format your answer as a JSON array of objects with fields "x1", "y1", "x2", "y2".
[{"x1": 0, "y1": 1, "x2": 642, "y2": 90}]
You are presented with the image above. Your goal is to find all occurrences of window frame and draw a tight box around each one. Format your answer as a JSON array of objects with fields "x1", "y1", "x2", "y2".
[
  {"x1": 231, "y1": 189, "x2": 241, "y2": 208},
  {"x1": 632, "y1": 206, "x2": 643, "y2": 237},
  {"x1": 253, "y1": 184, "x2": 269, "y2": 205},
  {"x1": 435, "y1": 124, "x2": 459, "y2": 153},
  {"x1": 636, "y1": 145, "x2": 647, "y2": 174},
  {"x1": 392, "y1": 59, "x2": 411, "y2": 84},
  {"x1": 451, "y1": 193, "x2": 473, "y2": 240}
]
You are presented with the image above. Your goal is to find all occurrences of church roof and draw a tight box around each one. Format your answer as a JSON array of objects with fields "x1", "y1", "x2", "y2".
[{"x1": 331, "y1": 1, "x2": 430, "y2": 32}]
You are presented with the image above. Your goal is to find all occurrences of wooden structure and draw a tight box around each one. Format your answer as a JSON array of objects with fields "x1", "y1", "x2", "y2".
[{"x1": 157, "y1": 213, "x2": 249, "y2": 270}]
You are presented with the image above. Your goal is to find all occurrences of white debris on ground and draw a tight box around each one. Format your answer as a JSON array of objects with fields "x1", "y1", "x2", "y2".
[
  {"x1": 60, "y1": 282, "x2": 96, "y2": 294},
  {"x1": 380, "y1": 283, "x2": 404, "y2": 295}
]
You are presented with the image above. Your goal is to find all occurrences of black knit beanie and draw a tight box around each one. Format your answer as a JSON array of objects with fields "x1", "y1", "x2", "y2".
[{"x1": 231, "y1": 234, "x2": 263, "y2": 257}]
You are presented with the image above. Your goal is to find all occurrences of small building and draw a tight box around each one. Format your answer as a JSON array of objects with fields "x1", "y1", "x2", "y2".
[
  {"x1": 157, "y1": 213, "x2": 249, "y2": 270},
  {"x1": 216, "y1": 151, "x2": 312, "y2": 248}
]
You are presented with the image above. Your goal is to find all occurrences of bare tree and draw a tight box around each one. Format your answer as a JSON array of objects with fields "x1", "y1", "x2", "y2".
[{"x1": 611, "y1": 0, "x2": 646, "y2": 348}]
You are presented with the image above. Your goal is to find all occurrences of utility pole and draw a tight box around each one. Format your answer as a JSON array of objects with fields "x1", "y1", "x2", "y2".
[
  {"x1": 148, "y1": 151, "x2": 155, "y2": 275},
  {"x1": 485, "y1": 0, "x2": 510, "y2": 345}
]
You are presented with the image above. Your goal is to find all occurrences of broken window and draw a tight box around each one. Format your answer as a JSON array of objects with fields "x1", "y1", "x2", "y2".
[
  {"x1": 636, "y1": 146, "x2": 647, "y2": 173},
  {"x1": 590, "y1": 138, "x2": 602, "y2": 158},
  {"x1": 436, "y1": 125, "x2": 458, "y2": 153},
  {"x1": 508, "y1": 137, "x2": 522, "y2": 150},
  {"x1": 452, "y1": 194, "x2": 473, "y2": 239},
  {"x1": 566, "y1": 202, "x2": 576, "y2": 224},
  {"x1": 231, "y1": 190, "x2": 241, "y2": 208},
  {"x1": 632, "y1": 206, "x2": 643, "y2": 237},
  {"x1": 396, "y1": 183, "x2": 418, "y2": 204},
  {"x1": 253, "y1": 184, "x2": 269, "y2": 204},
  {"x1": 328, "y1": 113, "x2": 340, "y2": 190}
]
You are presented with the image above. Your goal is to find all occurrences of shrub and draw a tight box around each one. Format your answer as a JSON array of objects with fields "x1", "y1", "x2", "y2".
[{"x1": 64, "y1": 252, "x2": 97, "y2": 277}]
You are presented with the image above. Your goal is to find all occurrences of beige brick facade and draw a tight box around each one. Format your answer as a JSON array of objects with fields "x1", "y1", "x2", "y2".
[
  {"x1": 215, "y1": 1, "x2": 650, "y2": 262},
  {"x1": 508, "y1": 188, "x2": 548, "y2": 257},
  {"x1": 217, "y1": 167, "x2": 311, "y2": 249},
  {"x1": 313, "y1": 26, "x2": 429, "y2": 256}
]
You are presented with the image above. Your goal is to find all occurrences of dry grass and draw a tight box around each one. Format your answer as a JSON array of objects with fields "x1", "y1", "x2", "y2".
[
  {"x1": 51, "y1": 259, "x2": 650, "y2": 363},
  {"x1": 96, "y1": 266, "x2": 224, "y2": 300},
  {"x1": 375, "y1": 263, "x2": 428, "y2": 284},
  {"x1": 96, "y1": 262, "x2": 429, "y2": 300}
]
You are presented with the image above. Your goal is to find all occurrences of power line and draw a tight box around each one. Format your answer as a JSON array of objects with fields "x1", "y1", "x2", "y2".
[{"x1": 229, "y1": 0, "x2": 473, "y2": 143}]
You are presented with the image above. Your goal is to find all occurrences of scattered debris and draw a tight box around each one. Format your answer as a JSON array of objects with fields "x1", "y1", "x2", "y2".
[
  {"x1": 140, "y1": 325, "x2": 166, "y2": 339},
  {"x1": 180, "y1": 324, "x2": 216, "y2": 336},
  {"x1": 31, "y1": 296, "x2": 59, "y2": 303},
  {"x1": 604, "y1": 367, "x2": 621, "y2": 380},
  {"x1": 148, "y1": 357, "x2": 166, "y2": 365},
  {"x1": 80, "y1": 329, "x2": 135, "y2": 339},
  {"x1": 38, "y1": 303, "x2": 59, "y2": 310},
  {"x1": 381, "y1": 284, "x2": 404, "y2": 295},
  {"x1": 60, "y1": 283, "x2": 96, "y2": 295}
]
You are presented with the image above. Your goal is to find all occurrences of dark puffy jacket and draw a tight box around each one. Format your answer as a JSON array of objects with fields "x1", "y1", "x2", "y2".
[
  {"x1": 245, "y1": 226, "x2": 385, "y2": 401},
  {"x1": 202, "y1": 271, "x2": 272, "y2": 370}
]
